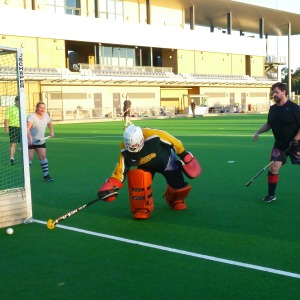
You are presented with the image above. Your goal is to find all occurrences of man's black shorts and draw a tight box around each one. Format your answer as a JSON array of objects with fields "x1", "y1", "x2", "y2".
[
  {"x1": 8, "y1": 126, "x2": 20, "y2": 143},
  {"x1": 271, "y1": 146, "x2": 300, "y2": 165}
]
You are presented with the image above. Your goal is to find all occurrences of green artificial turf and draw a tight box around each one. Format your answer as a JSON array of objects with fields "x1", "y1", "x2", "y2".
[{"x1": 1, "y1": 115, "x2": 300, "y2": 300}]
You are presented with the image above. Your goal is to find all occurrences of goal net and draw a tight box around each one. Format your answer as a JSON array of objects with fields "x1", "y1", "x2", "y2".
[{"x1": 0, "y1": 46, "x2": 32, "y2": 228}]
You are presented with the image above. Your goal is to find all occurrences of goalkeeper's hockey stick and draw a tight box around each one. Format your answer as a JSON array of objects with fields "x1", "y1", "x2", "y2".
[
  {"x1": 245, "y1": 147, "x2": 290, "y2": 187},
  {"x1": 46, "y1": 191, "x2": 118, "y2": 230}
]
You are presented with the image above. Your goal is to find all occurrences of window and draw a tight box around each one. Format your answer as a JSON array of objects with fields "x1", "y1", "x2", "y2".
[
  {"x1": 100, "y1": 45, "x2": 136, "y2": 67},
  {"x1": 66, "y1": 0, "x2": 81, "y2": 15},
  {"x1": 98, "y1": 0, "x2": 123, "y2": 20},
  {"x1": 45, "y1": 0, "x2": 80, "y2": 15},
  {"x1": 46, "y1": 0, "x2": 65, "y2": 14}
]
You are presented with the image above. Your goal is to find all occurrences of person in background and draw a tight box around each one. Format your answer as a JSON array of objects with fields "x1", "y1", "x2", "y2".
[
  {"x1": 191, "y1": 99, "x2": 196, "y2": 118},
  {"x1": 253, "y1": 82, "x2": 300, "y2": 203},
  {"x1": 160, "y1": 107, "x2": 167, "y2": 116},
  {"x1": 27, "y1": 101, "x2": 55, "y2": 182},
  {"x1": 123, "y1": 94, "x2": 132, "y2": 128},
  {"x1": 4, "y1": 96, "x2": 20, "y2": 165},
  {"x1": 233, "y1": 105, "x2": 239, "y2": 113},
  {"x1": 97, "y1": 124, "x2": 201, "y2": 220}
]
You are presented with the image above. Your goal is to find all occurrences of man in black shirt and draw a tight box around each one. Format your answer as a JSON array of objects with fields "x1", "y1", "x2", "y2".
[{"x1": 253, "y1": 82, "x2": 300, "y2": 202}]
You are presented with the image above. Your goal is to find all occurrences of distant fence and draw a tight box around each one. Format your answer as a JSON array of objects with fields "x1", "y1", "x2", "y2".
[{"x1": 47, "y1": 106, "x2": 177, "y2": 122}]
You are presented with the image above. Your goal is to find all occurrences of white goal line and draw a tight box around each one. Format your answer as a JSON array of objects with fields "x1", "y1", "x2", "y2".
[{"x1": 33, "y1": 219, "x2": 300, "y2": 280}]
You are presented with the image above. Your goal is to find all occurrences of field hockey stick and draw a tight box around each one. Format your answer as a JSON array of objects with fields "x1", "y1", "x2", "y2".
[
  {"x1": 245, "y1": 147, "x2": 290, "y2": 187},
  {"x1": 46, "y1": 190, "x2": 118, "y2": 230},
  {"x1": 18, "y1": 136, "x2": 51, "y2": 151},
  {"x1": 121, "y1": 108, "x2": 131, "y2": 116},
  {"x1": 17, "y1": 136, "x2": 51, "y2": 151},
  {"x1": 34, "y1": 136, "x2": 51, "y2": 143}
]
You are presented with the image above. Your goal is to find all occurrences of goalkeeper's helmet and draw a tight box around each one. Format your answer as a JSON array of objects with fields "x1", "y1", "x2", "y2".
[{"x1": 124, "y1": 124, "x2": 144, "y2": 152}]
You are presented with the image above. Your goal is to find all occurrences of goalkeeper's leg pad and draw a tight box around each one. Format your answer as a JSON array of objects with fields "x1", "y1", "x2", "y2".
[
  {"x1": 127, "y1": 169, "x2": 154, "y2": 219},
  {"x1": 164, "y1": 184, "x2": 191, "y2": 210}
]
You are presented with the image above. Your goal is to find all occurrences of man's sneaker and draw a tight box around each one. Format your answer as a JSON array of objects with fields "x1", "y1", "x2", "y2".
[
  {"x1": 262, "y1": 195, "x2": 276, "y2": 203},
  {"x1": 44, "y1": 175, "x2": 54, "y2": 182},
  {"x1": 10, "y1": 159, "x2": 14, "y2": 165}
]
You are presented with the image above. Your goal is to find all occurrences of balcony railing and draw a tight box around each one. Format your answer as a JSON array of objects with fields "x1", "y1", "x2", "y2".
[
  {"x1": 265, "y1": 55, "x2": 286, "y2": 65},
  {"x1": 78, "y1": 64, "x2": 173, "y2": 74}
]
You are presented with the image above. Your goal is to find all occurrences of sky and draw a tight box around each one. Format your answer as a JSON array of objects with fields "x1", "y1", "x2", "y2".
[{"x1": 237, "y1": 0, "x2": 300, "y2": 71}]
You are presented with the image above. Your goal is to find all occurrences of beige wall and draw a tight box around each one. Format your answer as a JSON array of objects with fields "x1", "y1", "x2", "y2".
[
  {"x1": 161, "y1": 89, "x2": 191, "y2": 98},
  {"x1": 124, "y1": 2, "x2": 140, "y2": 23},
  {"x1": 249, "y1": 56, "x2": 264, "y2": 76},
  {"x1": 0, "y1": 36, "x2": 38, "y2": 66},
  {"x1": 0, "y1": 33, "x2": 265, "y2": 76},
  {"x1": 123, "y1": 2, "x2": 183, "y2": 27},
  {"x1": 0, "y1": 0, "x2": 31, "y2": 8},
  {"x1": 178, "y1": 51, "x2": 249, "y2": 75},
  {"x1": 0, "y1": 36, "x2": 65, "y2": 68},
  {"x1": 37, "y1": 38, "x2": 65, "y2": 68},
  {"x1": 200, "y1": 86, "x2": 270, "y2": 108},
  {"x1": 231, "y1": 54, "x2": 246, "y2": 75},
  {"x1": 25, "y1": 81, "x2": 42, "y2": 113},
  {"x1": 0, "y1": 80, "x2": 41, "y2": 122},
  {"x1": 197, "y1": 52, "x2": 232, "y2": 74},
  {"x1": 177, "y1": 50, "x2": 195, "y2": 74},
  {"x1": 151, "y1": 6, "x2": 183, "y2": 28},
  {"x1": 161, "y1": 88, "x2": 194, "y2": 111},
  {"x1": 39, "y1": 84, "x2": 161, "y2": 111},
  {"x1": 195, "y1": 51, "x2": 214, "y2": 74},
  {"x1": 161, "y1": 86, "x2": 270, "y2": 111}
]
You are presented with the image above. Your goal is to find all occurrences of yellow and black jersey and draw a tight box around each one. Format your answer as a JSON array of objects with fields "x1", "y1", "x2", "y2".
[{"x1": 111, "y1": 128, "x2": 185, "y2": 182}]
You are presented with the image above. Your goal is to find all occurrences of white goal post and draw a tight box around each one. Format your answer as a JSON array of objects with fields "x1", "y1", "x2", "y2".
[{"x1": 0, "y1": 46, "x2": 32, "y2": 228}]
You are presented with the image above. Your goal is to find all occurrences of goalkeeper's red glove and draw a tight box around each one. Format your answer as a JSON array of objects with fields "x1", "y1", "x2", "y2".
[
  {"x1": 179, "y1": 151, "x2": 193, "y2": 163},
  {"x1": 177, "y1": 151, "x2": 201, "y2": 179},
  {"x1": 98, "y1": 177, "x2": 124, "y2": 202}
]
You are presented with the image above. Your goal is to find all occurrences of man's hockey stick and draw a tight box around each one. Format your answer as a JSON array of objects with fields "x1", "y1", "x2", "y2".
[
  {"x1": 46, "y1": 191, "x2": 118, "y2": 229},
  {"x1": 121, "y1": 108, "x2": 131, "y2": 117},
  {"x1": 245, "y1": 147, "x2": 290, "y2": 187}
]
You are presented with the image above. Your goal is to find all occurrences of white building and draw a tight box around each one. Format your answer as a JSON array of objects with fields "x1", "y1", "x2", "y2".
[{"x1": 1, "y1": 0, "x2": 300, "y2": 120}]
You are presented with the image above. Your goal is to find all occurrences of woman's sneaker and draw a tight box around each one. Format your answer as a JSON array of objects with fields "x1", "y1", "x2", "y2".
[
  {"x1": 262, "y1": 195, "x2": 276, "y2": 203},
  {"x1": 44, "y1": 175, "x2": 54, "y2": 182}
]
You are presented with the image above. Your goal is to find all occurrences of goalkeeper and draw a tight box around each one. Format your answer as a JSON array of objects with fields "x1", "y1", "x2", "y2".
[
  {"x1": 98, "y1": 124, "x2": 201, "y2": 219},
  {"x1": 253, "y1": 82, "x2": 300, "y2": 203}
]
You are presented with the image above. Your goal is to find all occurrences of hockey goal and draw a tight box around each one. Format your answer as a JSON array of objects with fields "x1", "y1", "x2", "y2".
[{"x1": 0, "y1": 46, "x2": 32, "y2": 228}]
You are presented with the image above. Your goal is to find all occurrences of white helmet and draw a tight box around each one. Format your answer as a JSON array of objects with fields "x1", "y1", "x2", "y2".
[{"x1": 124, "y1": 124, "x2": 144, "y2": 152}]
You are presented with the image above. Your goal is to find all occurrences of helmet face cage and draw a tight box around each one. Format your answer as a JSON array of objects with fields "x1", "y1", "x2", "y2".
[{"x1": 124, "y1": 125, "x2": 144, "y2": 152}]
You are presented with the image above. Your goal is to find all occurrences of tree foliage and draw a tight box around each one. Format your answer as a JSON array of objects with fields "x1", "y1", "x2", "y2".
[{"x1": 282, "y1": 67, "x2": 300, "y2": 94}]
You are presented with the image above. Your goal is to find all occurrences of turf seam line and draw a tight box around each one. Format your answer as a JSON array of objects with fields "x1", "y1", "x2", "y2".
[{"x1": 33, "y1": 219, "x2": 300, "y2": 279}]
